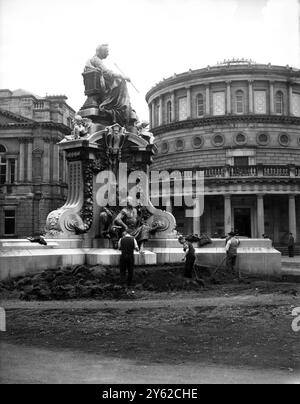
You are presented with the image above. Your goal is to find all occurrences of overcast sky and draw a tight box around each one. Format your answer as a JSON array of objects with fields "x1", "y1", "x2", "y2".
[{"x1": 0, "y1": 0, "x2": 298, "y2": 120}]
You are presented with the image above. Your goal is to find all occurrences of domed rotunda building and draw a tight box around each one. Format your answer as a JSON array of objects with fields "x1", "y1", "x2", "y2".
[{"x1": 146, "y1": 60, "x2": 300, "y2": 248}]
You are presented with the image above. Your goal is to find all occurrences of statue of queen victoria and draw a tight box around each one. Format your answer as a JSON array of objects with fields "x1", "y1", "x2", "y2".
[{"x1": 82, "y1": 44, "x2": 136, "y2": 128}]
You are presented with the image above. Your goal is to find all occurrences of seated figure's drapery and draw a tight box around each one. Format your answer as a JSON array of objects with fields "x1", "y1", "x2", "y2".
[{"x1": 85, "y1": 55, "x2": 132, "y2": 126}]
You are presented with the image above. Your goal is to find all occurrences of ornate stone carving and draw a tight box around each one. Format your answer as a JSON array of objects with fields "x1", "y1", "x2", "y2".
[
  {"x1": 254, "y1": 91, "x2": 267, "y2": 114},
  {"x1": 213, "y1": 92, "x2": 225, "y2": 116},
  {"x1": 45, "y1": 48, "x2": 177, "y2": 241},
  {"x1": 64, "y1": 115, "x2": 92, "y2": 141}
]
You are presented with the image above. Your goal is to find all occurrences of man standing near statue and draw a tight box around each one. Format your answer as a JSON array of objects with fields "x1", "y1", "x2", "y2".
[{"x1": 118, "y1": 230, "x2": 139, "y2": 290}]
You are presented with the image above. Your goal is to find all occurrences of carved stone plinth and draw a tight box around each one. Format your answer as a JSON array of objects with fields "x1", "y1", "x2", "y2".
[{"x1": 45, "y1": 125, "x2": 177, "y2": 242}]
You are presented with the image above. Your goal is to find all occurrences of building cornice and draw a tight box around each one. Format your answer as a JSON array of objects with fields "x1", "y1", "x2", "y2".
[
  {"x1": 152, "y1": 114, "x2": 300, "y2": 136},
  {"x1": 0, "y1": 120, "x2": 71, "y2": 135},
  {"x1": 146, "y1": 64, "x2": 300, "y2": 101}
]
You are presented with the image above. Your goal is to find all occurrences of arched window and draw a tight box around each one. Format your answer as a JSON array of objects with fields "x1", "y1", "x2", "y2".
[
  {"x1": 166, "y1": 101, "x2": 172, "y2": 123},
  {"x1": 235, "y1": 90, "x2": 244, "y2": 114},
  {"x1": 275, "y1": 91, "x2": 283, "y2": 114},
  {"x1": 196, "y1": 94, "x2": 204, "y2": 117},
  {"x1": 0, "y1": 144, "x2": 6, "y2": 153}
]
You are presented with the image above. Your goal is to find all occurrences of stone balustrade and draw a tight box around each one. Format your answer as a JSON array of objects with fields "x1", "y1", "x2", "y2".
[{"x1": 180, "y1": 165, "x2": 300, "y2": 179}]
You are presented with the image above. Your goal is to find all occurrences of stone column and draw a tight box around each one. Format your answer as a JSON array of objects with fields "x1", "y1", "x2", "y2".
[
  {"x1": 19, "y1": 139, "x2": 25, "y2": 182},
  {"x1": 63, "y1": 152, "x2": 68, "y2": 183},
  {"x1": 248, "y1": 80, "x2": 253, "y2": 113},
  {"x1": 257, "y1": 194, "x2": 265, "y2": 238},
  {"x1": 166, "y1": 197, "x2": 172, "y2": 214},
  {"x1": 226, "y1": 80, "x2": 231, "y2": 114},
  {"x1": 288, "y1": 82, "x2": 293, "y2": 116},
  {"x1": 151, "y1": 101, "x2": 156, "y2": 128},
  {"x1": 205, "y1": 200, "x2": 212, "y2": 236},
  {"x1": 27, "y1": 140, "x2": 33, "y2": 182},
  {"x1": 193, "y1": 196, "x2": 201, "y2": 235},
  {"x1": 205, "y1": 84, "x2": 210, "y2": 115},
  {"x1": 186, "y1": 86, "x2": 191, "y2": 119},
  {"x1": 171, "y1": 91, "x2": 176, "y2": 122},
  {"x1": 273, "y1": 204, "x2": 280, "y2": 244},
  {"x1": 269, "y1": 81, "x2": 274, "y2": 114},
  {"x1": 159, "y1": 96, "x2": 163, "y2": 126},
  {"x1": 224, "y1": 194, "x2": 232, "y2": 235},
  {"x1": 289, "y1": 194, "x2": 297, "y2": 241},
  {"x1": 43, "y1": 138, "x2": 51, "y2": 182},
  {"x1": 148, "y1": 104, "x2": 152, "y2": 129},
  {"x1": 53, "y1": 141, "x2": 60, "y2": 182}
]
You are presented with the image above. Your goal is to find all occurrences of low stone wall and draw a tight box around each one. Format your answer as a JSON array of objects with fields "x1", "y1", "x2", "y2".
[{"x1": 0, "y1": 238, "x2": 282, "y2": 281}]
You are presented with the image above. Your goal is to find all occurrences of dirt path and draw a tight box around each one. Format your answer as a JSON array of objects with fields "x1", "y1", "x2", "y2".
[
  {"x1": 1, "y1": 291, "x2": 300, "y2": 384},
  {"x1": 1, "y1": 342, "x2": 298, "y2": 384},
  {"x1": 1, "y1": 292, "x2": 299, "y2": 310}
]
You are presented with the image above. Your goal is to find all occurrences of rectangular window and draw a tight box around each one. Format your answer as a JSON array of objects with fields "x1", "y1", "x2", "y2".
[
  {"x1": 4, "y1": 210, "x2": 16, "y2": 235},
  {"x1": 213, "y1": 92, "x2": 225, "y2": 116},
  {"x1": 178, "y1": 97, "x2": 187, "y2": 121},
  {"x1": 234, "y1": 157, "x2": 249, "y2": 166},
  {"x1": 9, "y1": 159, "x2": 16, "y2": 183},
  {"x1": 292, "y1": 93, "x2": 300, "y2": 117},
  {"x1": 0, "y1": 157, "x2": 6, "y2": 184},
  {"x1": 254, "y1": 91, "x2": 266, "y2": 114}
]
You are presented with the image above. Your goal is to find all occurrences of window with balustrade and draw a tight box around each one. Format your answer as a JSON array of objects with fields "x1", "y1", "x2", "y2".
[
  {"x1": 235, "y1": 90, "x2": 244, "y2": 114},
  {"x1": 275, "y1": 91, "x2": 283, "y2": 115},
  {"x1": 196, "y1": 94, "x2": 204, "y2": 117},
  {"x1": 234, "y1": 156, "x2": 249, "y2": 166},
  {"x1": 34, "y1": 101, "x2": 44, "y2": 109},
  {"x1": 166, "y1": 101, "x2": 172, "y2": 123}
]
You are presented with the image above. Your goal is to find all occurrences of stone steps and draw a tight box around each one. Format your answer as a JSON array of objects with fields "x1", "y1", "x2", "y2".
[{"x1": 276, "y1": 246, "x2": 300, "y2": 256}]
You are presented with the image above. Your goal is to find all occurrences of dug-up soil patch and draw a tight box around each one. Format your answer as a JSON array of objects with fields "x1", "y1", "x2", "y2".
[{"x1": 0, "y1": 263, "x2": 298, "y2": 302}]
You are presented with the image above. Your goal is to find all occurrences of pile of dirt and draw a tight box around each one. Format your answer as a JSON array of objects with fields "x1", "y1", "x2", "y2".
[{"x1": 0, "y1": 263, "x2": 236, "y2": 301}]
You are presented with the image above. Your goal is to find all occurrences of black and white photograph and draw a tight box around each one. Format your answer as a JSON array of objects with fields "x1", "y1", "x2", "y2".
[{"x1": 0, "y1": 0, "x2": 299, "y2": 386}]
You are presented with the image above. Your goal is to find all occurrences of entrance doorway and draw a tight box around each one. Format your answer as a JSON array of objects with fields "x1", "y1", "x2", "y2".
[{"x1": 234, "y1": 208, "x2": 251, "y2": 237}]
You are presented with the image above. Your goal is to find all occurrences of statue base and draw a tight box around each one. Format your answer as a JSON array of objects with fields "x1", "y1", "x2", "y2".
[{"x1": 0, "y1": 238, "x2": 282, "y2": 281}]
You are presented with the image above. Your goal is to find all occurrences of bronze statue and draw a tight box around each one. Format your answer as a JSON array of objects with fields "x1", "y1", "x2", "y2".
[{"x1": 84, "y1": 44, "x2": 134, "y2": 127}]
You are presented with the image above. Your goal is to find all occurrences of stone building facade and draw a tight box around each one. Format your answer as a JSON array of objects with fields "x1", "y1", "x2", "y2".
[
  {"x1": 146, "y1": 61, "x2": 300, "y2": 246},
  {"x1": 0, "y1": 89, "x2": 75, "y2": 238}
]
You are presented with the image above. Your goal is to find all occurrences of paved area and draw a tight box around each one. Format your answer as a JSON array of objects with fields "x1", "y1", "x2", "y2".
[
  {"x1": 0, "y1": 342, "x2": 298, "y2": 384},
  {"x1": 282, "y1": 257, "x2": 300, "y2": 276}
]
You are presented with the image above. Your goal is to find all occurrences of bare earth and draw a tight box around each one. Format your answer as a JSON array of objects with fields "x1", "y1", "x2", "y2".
[{"x1": 1, "y1": 284, "x2": 300, "y2": 384}]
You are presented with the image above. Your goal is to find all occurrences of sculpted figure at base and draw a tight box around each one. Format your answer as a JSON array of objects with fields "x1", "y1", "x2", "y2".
[
  {"x1": 113, "y1": 197, "x2": 151, "y2": 253},
  {"x1": 98, "y1": 197, "x2": 163, "y2": 252},
  {"x1": 84, "y1": 44, "x2": 134, "y2": 127},
  {"x1": 64, "y1": 115, "x2": 92, "y2": 141}
]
